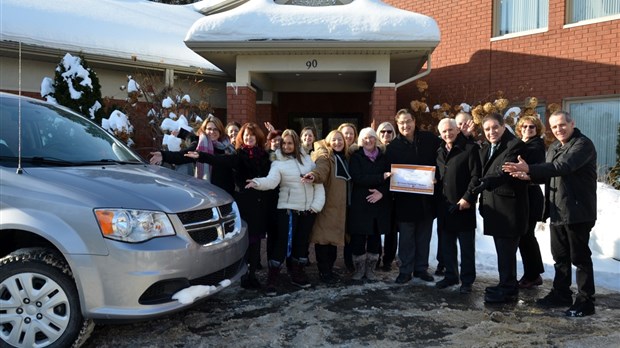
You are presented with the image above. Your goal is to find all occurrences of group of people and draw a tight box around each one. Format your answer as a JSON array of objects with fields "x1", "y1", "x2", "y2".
[{"x1": 150, "y1": 108, "x2": 597, "y2": 318}]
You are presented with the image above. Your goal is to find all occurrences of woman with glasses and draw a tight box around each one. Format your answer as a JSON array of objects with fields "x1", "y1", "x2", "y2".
[
  {"x1": 514, "y1": 115, "x2": 547, "y2": 289},
  {"x1": 150, "y1": 115, "x2": 235, "y2": 195},
  {"x1": 375, "y1": 121, "x2": 397, "y2": 271},
  {"x1": 376, "y1": 121, "x2": 395, "y2": 145}
]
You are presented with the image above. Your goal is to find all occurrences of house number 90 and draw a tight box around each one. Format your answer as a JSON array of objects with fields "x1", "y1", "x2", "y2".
[{"x1": 305, "y1": 59, "x2": 318, "y2": 69}]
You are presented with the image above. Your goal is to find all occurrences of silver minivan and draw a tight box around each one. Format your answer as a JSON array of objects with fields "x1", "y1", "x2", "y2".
[{"x1": 0, "y1": 92, "x2": 248, "y2": 348}]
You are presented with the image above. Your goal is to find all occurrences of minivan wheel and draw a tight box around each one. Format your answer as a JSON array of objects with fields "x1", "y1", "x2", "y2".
[{"x1": 0, "y1": 248, "x2": 93, "y2": 348}]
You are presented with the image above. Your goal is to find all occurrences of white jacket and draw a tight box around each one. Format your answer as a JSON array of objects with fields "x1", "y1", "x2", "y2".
[{"x1": 252, "y1": 150, "x2": 325, "y2": 213}]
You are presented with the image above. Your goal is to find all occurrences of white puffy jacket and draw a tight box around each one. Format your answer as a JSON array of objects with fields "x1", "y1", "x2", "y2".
[{"x1": 252, "y1": 150, "x2": 325, "y2": 213}]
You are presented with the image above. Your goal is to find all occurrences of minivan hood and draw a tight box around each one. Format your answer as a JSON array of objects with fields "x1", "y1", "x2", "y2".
[{"x1": 17, "y1": 164, "x2": 230, "y2": 213}]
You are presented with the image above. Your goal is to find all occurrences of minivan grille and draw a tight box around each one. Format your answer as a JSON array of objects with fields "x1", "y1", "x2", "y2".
[
  {"x1": 177, "y1": 208, "x2": 214, "y2": 224},
  {"x1": 177, "y1": 205, "x2": 237, "y2": 245},
  {"x1": 218, "y1": 203, "x2": 233, "y2": 217}
]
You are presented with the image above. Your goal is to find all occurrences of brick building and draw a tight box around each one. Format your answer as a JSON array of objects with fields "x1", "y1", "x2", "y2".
[{"x1": 388, "y1": 0, "x2": 619, "y2": 173}]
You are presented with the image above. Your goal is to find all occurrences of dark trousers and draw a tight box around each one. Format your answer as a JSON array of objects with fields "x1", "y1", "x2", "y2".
[
  {"x1": 439, "y1": 227, "x2": 476, "y2": 285},
  {"x1": 493, "y1": 236, "x2": 520, "y2": 290},
  {"x1": 397, "y1": 218, "x2": 433, "y2": 274},
  {"x1": 315, "y1": 244, "x2": 337, "y2": 274},
  {"x1": 382, "y1": 216, "x2": 398, "y2": 266},
  {"x1": 518, "y1": 218, "x2": 545, "y2": 280},
  {"x1": 550, "y1": 222, "x2": 596, "y2": 299},
  {"x1": 267, "y1": 209, "x2": 315, "y2": 264},
  {"x1": 350, "y1": 233, "x2": 381, "y2": 256},
  {"x1": 245, "y1": 241, "x2": 261, "y2": 273}
]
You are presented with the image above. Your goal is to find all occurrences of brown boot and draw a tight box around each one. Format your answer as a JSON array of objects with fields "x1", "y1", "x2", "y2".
[
  {"x1": 352, "y1": 254, "x2": 366, "y2": 280},
  {"x1": 365, "y1": 253, "x2": 380, "y2": 281}
]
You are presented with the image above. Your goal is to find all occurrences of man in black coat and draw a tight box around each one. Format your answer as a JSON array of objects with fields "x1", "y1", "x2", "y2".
[
  {"x1": 474, "y1": 113, "x2": 528, "y2": 303},
  {"x1": 503, "y1": 110, "x2": 597, "y2": 317},
  {"x1": 435, "y1": 118, "x2": 481, "y2": 294},
  {"x1": 385, "y1": 109, "x2": 441, "y2": 284}
]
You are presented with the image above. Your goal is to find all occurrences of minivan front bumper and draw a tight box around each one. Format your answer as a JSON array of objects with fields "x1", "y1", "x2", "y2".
[{"x1": 69, "y1": 222, "x2": 248, "y2": 321}]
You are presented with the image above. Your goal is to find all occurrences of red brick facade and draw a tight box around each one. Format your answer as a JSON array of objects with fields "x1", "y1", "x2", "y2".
[
  {"x1": 226, "y1": 85, "x2": 257, "y2": 125},
  {"x1": 371, "y1": 86, "x2": 397, "y2": 127},
  {"x1": 386, "y1": 0, "x2": 619, "y2": 109}
]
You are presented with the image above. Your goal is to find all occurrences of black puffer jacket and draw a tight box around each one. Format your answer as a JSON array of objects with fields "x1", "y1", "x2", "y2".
[{"x1": 529, "y1": 128, "x2": 597, "y2": 225}]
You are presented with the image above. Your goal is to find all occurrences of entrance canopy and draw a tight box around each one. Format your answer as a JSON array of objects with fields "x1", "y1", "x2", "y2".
[{"x1": 185, "y1": 0, "x2": 440, "y2": 92}]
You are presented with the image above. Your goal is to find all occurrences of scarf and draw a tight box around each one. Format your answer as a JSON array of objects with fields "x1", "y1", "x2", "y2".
[
  {"x1": 363, "y1": 147, "x2": 379, "y2": 162},
  {"x1": 195, "y1": 134, "x2": 212, "y2": 181},
  {"x1": 334, "y1": 151, "x2": 351, "y2": 181}
]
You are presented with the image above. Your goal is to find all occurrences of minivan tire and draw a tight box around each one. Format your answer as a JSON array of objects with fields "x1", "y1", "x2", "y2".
[{"x1": 0, "y1": 248, "x2": 93, "y2": 348}]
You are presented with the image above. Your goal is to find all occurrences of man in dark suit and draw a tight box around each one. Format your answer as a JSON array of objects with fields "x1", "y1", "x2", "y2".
[
  {"x1": 435, "y1": 118, "x2": 481, "y2": 294},
  {"x1": 473, "y1": 113, "x2": 528, "y2": 303},
  {"x1": 385, "y1": 109, "x2": 441, "y2": 284},
  {"x1": 503, "y1": 110, "x2": 597, "y2": 317}
]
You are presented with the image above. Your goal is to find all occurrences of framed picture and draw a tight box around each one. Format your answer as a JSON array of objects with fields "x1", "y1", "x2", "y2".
[{"x1": 390, "y1": 164, "x2": 435, "y2": 195}]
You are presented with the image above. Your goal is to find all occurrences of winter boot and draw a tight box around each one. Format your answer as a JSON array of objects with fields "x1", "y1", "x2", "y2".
[
  {"x1": 352, "y1": 254, "x2": 367, "y2": 280},
  {"x1": 365, "y1": 253, "x2": 380, "y2": 281},
  {"x1": 265, "y1": 260, "x2": 281, "y2": 297},
  {"x1": 290, "y1": 258, "x2": 311, "y2": 289}
]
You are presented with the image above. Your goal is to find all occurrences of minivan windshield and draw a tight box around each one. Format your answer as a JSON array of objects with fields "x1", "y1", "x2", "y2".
[{"x1": 0, "y1": 94, "x2": 143, "y2": 166}]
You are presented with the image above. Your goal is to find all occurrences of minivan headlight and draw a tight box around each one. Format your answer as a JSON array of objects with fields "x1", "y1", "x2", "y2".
[{"x1": 95, "y1": 209, "x2": 175, "y2": 242}]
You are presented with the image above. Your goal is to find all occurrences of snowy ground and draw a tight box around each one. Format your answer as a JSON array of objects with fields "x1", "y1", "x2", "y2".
[{"x1": 85, "y1": 183, "x2": 619, "y2": 347}]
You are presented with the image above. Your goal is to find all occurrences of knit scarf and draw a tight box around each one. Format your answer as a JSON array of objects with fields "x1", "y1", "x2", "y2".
[
  {"x1": 195, "y1": 134, "x2": 212, "y2": 181},
  {"x1": 363, "y1": 147, "x2": 379, "y2": 162}
]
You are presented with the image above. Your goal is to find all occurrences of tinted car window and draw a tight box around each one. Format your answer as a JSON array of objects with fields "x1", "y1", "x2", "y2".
[{"x1": 0, "y1": 95, "x2": 142, "y2": 166}]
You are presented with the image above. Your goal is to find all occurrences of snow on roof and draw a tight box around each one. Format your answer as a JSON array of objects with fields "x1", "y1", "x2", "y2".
[
  {"x1": 1, "y1": 0, "x2": 219, "y2": 71},
  {"x1": 186, "y1": 0, "x2": 440, "y2": 43}
]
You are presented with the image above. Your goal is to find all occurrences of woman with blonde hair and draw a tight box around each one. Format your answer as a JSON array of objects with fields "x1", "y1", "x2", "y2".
[
  {"x1": 337, "y1": 122, "x2": 358, "y2": 271},
  {"x1": 304, "y1": 130, "x2": 351, "y2": 283},
  {"x1": 376, "y1": 121, "x2": 395, "y2": 145},
  {"x1": 514, "y1": 115, "x2": 546, "y2": 289}
]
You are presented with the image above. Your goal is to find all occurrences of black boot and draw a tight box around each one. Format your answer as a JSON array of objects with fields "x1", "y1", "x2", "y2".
[
  {"x1": 290, "y1": 258, "x2": 311, "y2": 288},
  {"x1": 265, "y1": 260, "x2": 281, "y2": 296}
]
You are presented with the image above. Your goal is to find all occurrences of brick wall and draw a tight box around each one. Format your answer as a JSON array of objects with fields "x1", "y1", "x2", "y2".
[
  {"x1": 371, "y1": 86, "x2": 396, "y2": 127},
  {"x1": 387, "y1": 0, "x2": 620, "y2": 108},
  {"x1": 227, "y1": 85, "x2": 256, "y2": 125}
]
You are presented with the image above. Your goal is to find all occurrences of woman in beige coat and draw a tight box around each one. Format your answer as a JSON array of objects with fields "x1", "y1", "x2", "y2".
[{"x1": 305, "y1": 130, "x2": 351, "y2": 283}]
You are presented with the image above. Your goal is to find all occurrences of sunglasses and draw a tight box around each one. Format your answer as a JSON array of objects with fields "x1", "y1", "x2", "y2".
[
  {"x1": 521, "y1": 125, "x2": 536, "y2": 130},
  {"x1": 380, "y1": 130, "x2": 393, "y2": 134}
]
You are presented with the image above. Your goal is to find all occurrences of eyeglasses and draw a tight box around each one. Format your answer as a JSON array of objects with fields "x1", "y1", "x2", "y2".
[
  {"x1": 396, "y1": 119, "x2": 414, "y2": 126},
  {"x1": 521, "y1": 125, "x2": 536, "y2": 130},
  {"x1": 380, "y1": 130, "x2": 393, "y2": 134}
]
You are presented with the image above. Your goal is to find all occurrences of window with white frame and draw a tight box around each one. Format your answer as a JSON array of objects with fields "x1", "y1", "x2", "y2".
[
  {"x1": 493, "y1": 0, "x2": 549, "y2": 37},
  {"x1": 567, "y1": 0, "x2": 620, "y2": 24},
  {"x1": 565, "y1": 97, "x2": 620, "y2": 177}
]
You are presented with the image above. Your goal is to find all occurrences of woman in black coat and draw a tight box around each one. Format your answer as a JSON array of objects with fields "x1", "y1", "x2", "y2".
[
  {"x1": 515, "y1": 116, "x2": 546, "y2": 289},
  {"x1": 435, "y1": 119, "x2": 481, "y2": 294},
  {"x1": 348, "y1": 127, "x2": 392, "y2": 281},
  {"x1": 474, "y1": 113, "x2": 529, "y2": 303},
  {"x1": 186, "y1": 122, "x2": 275, "y2": 290}
]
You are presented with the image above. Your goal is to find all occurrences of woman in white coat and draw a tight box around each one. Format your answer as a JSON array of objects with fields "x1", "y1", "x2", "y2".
[{"x1": 246, "y1": 129, "x2": 325, "y2": 295}]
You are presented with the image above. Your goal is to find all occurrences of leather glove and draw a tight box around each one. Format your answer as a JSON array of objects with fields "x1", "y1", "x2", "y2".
[{"x1": 471, "y1": 178, "x2": 488, "y2": 195}]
